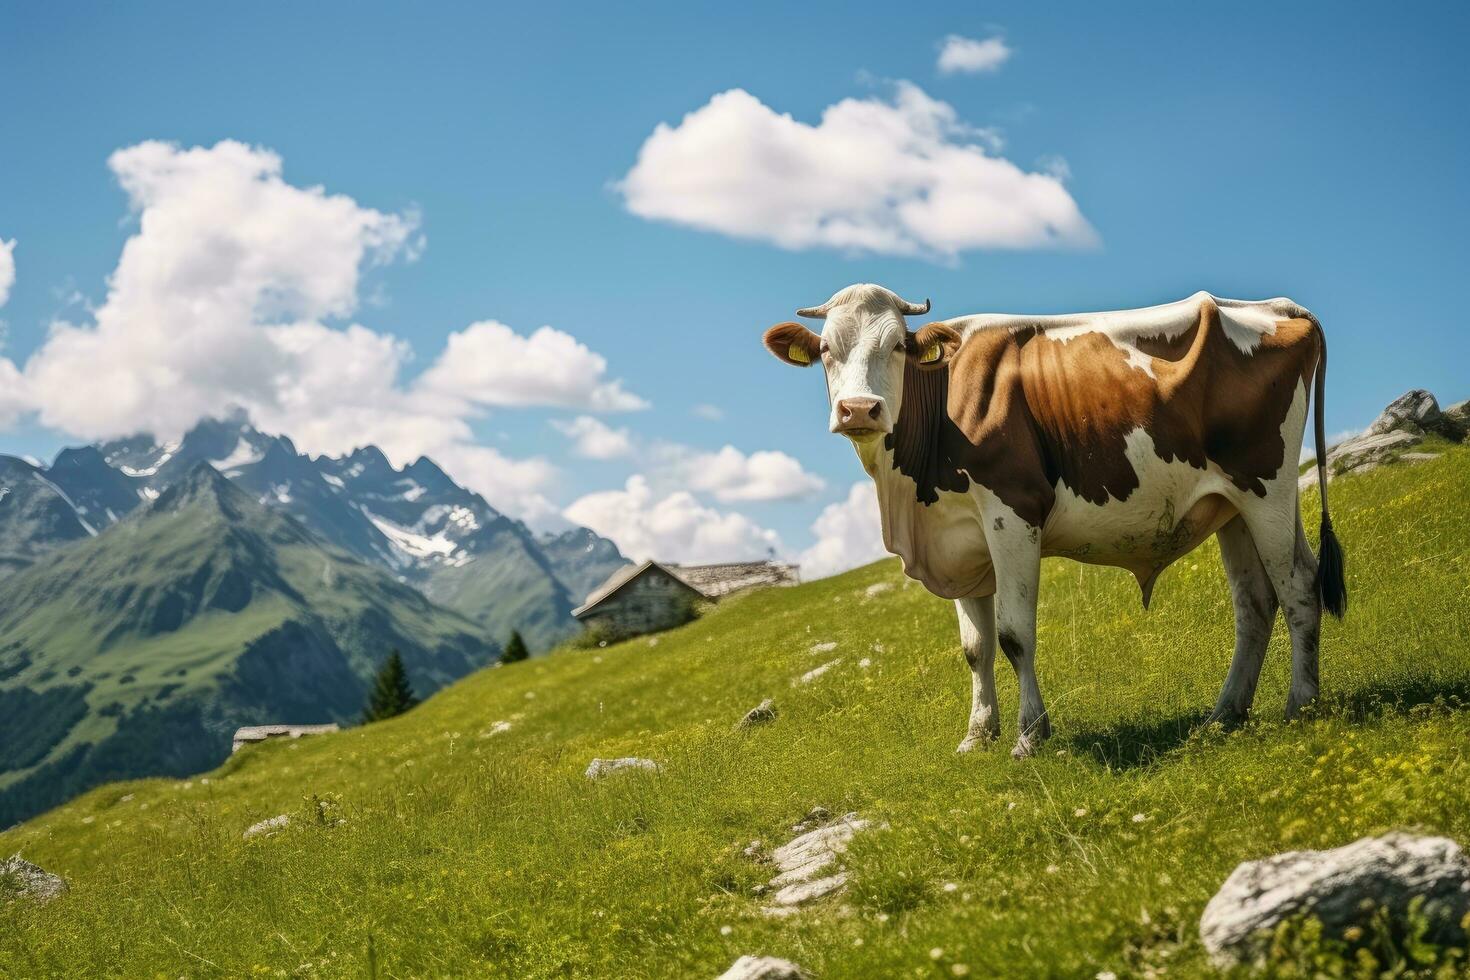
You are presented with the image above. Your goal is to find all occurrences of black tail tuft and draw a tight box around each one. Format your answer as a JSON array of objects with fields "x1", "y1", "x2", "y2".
[{"x1": 1317, "y1": 515, "x2": 1347, "y2": 618}]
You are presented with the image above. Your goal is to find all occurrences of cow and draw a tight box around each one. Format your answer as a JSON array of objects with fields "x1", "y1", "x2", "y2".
[{"x1": 763, "y1": 283, "x2": 1346, "y2": 758}]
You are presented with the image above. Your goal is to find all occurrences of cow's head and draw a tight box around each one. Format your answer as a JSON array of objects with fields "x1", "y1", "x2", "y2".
[{"x1": 763, "y1": 283, "x2": 961, "y2": 444}]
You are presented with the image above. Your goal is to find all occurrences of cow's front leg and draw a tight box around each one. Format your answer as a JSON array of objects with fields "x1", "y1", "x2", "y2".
[
  {"x1": 984, "y1": 507, "x2": 1048, "y2": 759},
  {"x1": 955, "y1": 595, "x2": 1000, "y2": 752}
]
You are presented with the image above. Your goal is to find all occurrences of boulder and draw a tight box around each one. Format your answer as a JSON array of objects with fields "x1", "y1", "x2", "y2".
[
  {"x1": 1367, "y1": 389, "x2": 1466, "y2": 442},
  {"x1": 736, "y1": 699, "x2": 778, "y2": 729},
  {"x1": 1, "y1": 856, "x2": 69, "y2": 903},
  {"x1": 584, "y1": 757, "x2": 659, "y2": 779},
  {"x1": 1199, "y1": 832, "x2": 1470, "y2": 967},
  {"x1": 716, "y1": 955, "x2": 807, "y2": 980},
  {"x1": 1445, "y1": 399, "x2": 1470, "y2": 430}
]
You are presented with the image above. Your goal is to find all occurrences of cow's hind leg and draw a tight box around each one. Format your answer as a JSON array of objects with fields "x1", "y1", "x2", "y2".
[
  {"x1": 1208, "y1": 515, "x2": 1278, "y2": 726},
  {"x1": 955, "y1": 595, "x2": 1001, "y2": 752},
  {"x1": 1241, "y1": 504, "x2": 1322, "y2": 718}
]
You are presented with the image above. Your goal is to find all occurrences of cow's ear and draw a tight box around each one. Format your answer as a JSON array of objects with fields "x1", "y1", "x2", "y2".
[
  {"x1": 763, "y1": 322, "x2": 823, "y2": 367},
  {"x1": 906, "y1": 322, "x2": 962, "y2": 369}
]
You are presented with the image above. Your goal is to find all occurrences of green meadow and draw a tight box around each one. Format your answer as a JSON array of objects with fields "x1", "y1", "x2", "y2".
[{"x1": 3, "y1": 446, "x2": 1469, "y2": 978}]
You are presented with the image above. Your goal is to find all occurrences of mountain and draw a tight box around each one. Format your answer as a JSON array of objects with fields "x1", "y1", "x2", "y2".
[
  {"x1": 2, "y1": 413, "x2": 630, "y2": 649},
  {"x1": 3, "y1": 440, "x2": 1468, "y2": 976},
  {"x1": 0, "y1": 456, "x2": 94, "y2": 577},
  {"x1": 538, "y1": 525, "x2": 631, "y2": 602},
  {"x1": 0, "y1": 463, "x2": 496, "y2": 827}
]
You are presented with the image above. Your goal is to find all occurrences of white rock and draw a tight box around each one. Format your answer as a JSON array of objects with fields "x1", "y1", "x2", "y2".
[
  {"x1": 480, "y1": 720, "x2": 513, "y2": 738},
  {"x1": 243, "y1": 814, "x2": 290, "y2": 840},
  {"x1": 1, "y1": 855, "x2": 69, "y2": 903},
  {"x1": 716, "y1": 954, "x2": 807, "y2": 979},
  {"x1": 584, "y1": 757, "x2": 660, "y2": 779},
  {"x1": 1199, "y1": 832, "x2": 1470, "y2": 967},
  {"x1": 808, "y1": 641, "x2": 837, "y2": 654},
  {"x1": 760, "y1": 812, "x2": 868, "y2": 913},
  {"x1": 864, "y1": 582, "x2": 893, "y2": 598},
  {"x1": 794, "y1": 660, "x2": 840, "y2": 686}
]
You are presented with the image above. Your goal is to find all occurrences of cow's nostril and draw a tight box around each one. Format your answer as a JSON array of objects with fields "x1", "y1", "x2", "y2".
[{"x1": 867, "y1": 402, "x2": 882, "y2": 421}]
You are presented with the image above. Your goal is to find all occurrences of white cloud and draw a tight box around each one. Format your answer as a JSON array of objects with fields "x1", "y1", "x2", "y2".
[
  {"x1": 617, "y1": 82, "x2": 1094, "y2": 259},
  {"x1": 691, "y1": 403, "x2": 724, "y2": 421},
  {"x1": 0, "y1": 357, "x2": 26, "y2": 429},
  {"x1": 551, "y1": 415, "x2": 634, "y2": 459},
  {"x1": 0, "y1": 238, "x2": 15, "y2": 308},
  {"x1": 564, "y1": 475, "x2": 783, "y2": 564},
  {"x1": 416, "y1": 320, "x2": 647, "y2": 413},
  {"x1": 798, "y1": 481, "x2": 887, "y2": 579},
  {"x1": 937, "y1": 34, "x2": 1012, "y2": 74},
  {"x1": 677, "y1": 444, "x2": 824, "y2": 502},
  {"x1": 3, "y1": 140, "x2": 643, "y2": 521}
]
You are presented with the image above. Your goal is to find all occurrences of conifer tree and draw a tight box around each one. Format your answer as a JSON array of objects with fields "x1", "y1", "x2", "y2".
[
  {"x1": 500, "y1": 630, "x2": 530, "y2": 664},
  {"x1": 362, "y1": 650, "x2": 418, "y2": 723}
]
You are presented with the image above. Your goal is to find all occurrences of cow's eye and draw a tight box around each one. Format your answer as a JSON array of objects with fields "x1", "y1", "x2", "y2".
[{"x1": 893, "y1": 341, "x2": 906, "y2": 353}]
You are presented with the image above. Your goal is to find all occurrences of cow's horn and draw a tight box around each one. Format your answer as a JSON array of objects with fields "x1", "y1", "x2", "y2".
[
  {"x1": 898, "y1": 297, "x2": 931, "y2": 316},
  {"x1": 795, "y1": 300, "x2": 835, "y2": 319}
]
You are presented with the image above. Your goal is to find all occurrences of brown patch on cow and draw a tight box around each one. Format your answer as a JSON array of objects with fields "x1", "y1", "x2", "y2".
[
  {"x1": 885, "y1": 298, "x2": 1322, "y2": 522},
  {"x1": 1020, "y1": 298, "x2": 1320, "y2": 504},
  {"x1": 763, "y1": 321, "x2": 822, "y2": 367}
]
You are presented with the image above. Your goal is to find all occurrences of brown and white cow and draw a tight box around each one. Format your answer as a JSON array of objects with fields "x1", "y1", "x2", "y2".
[{"x1": 764, "y1": 283, "x2": 1346, "y2": 758}]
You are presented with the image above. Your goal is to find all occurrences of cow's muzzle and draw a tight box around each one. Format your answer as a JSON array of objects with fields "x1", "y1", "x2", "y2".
[{"x1": 831, "y1": 397, "x2": 889, "y2": 439}]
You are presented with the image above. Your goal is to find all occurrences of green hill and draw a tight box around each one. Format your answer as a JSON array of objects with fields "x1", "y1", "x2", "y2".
[
  {"x1": 3, "y1": 446, "x2": 1469, "y2": 977},
  {"x1": 0, "y1": 464, "x2": 495, "y2": 826}
]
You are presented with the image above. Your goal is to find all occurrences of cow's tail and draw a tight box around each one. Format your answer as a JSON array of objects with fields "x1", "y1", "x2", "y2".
[{"x1": 1311, "y1": 322, "x2": 1347, "y2": 618}]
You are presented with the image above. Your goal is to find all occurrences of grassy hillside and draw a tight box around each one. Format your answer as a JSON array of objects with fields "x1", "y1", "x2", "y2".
[{"x1": 2, "y1": 447, "x2": 1468, "y2": 977}]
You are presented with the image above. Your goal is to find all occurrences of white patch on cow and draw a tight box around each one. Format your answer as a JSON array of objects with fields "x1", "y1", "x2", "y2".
[
  {"x1": 956, "y1": 291, "x2": 1307, "y2": 360},
  {"x1": 856, "y1": 435, "x2": 992, "y2": 599}
]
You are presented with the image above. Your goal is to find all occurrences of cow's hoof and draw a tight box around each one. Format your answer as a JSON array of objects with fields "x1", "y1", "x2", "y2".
[
  {"x1": 956, "y1": 732, "x2": 997, "y2": 754},
  {"x1": 1010, "y1": 737, "x2": 1037, "y2": 760}
]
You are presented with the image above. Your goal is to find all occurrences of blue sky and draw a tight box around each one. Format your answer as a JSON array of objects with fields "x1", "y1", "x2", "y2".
[{"x1": 2, "y1": 2, "x2": 1467, "y2": 571}]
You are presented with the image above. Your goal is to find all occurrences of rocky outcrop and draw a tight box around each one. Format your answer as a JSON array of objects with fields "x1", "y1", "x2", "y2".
[
  {"x1": 1199, "y1": 832, "x2": 1470, "y2": 967},
  {"x1": 1, "y1": 855, "x2": 69, "y2": 903},
  {"x1": 1316, "y1": 388, "x2": 1466, "y2": 482},
  {"x1": 715, "y1": 955, "x2": 807, "y2": 980}
]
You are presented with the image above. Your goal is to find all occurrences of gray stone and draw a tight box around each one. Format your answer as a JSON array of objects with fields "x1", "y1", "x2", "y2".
[
  {"x1": 771, "y1": 872, "x2": 849, "y2": 907},
  {"x1": 243, "y1": 814, "x2": 290, "y2": 839},
  {"x1": 584, "y1": 757, "x2": 659, "y2": 779},
  {"x1": 1399, "y1": 452, "x2": 1442, "y2": 464},
  {"x1": 1445, "y1": 399, "x2": 1470, "y2": 429},
  {"x1": 736, "y1": 699, "x2": 777, "y2": 729},
  {"x1": 1, "y1": 855, "x2": 69, "y2": 903},
  {"x1": 715, "y1": 955, "x2": 807, "y2": 980},
  {"x1": 1327, "y1": 429, "x2": 1421, "y2": 475},
  {"x1": 1199, "y1": 832, "x2": 1470, "y2": 968},
  {"x1": 1367, "y1": 389, "x2": 1441, "y2": 436}
]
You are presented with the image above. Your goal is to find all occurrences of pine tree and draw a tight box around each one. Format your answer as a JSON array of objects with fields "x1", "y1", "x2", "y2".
[
  {"x1": 361, "y1": 650, "x2": 418, "y2": 723},
  {"x1": 500, "y1": 630, "x2": 530, "y2": 664}
]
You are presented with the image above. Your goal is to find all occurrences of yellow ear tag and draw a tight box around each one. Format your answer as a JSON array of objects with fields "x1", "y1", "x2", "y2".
[
  {"x1": 919, "y1": 342, "x2": 943, "y2": 364},
  {"x1": 788, "y1": 343, "x2": 811, "y2": 365}
]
